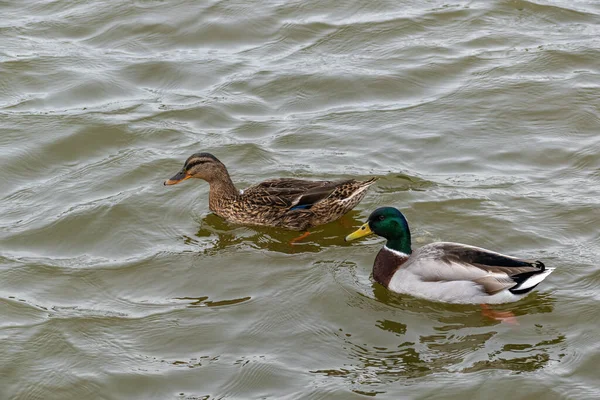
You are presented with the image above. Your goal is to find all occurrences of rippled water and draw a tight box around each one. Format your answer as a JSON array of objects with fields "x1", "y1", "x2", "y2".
[{"x1": 2, "y1": 0, "x2": 600, "y2": 398}]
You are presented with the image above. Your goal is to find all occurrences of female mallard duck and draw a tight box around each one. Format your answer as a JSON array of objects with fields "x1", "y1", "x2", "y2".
[
  {"x1": 345, "y1": 207, "x2": 554, "y2": 304},
  {"x1": 164, "y1": 153, "x2": 377, "y2": 236}
]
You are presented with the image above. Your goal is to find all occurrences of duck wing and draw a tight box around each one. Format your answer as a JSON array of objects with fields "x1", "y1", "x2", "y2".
[
  {"x1": 242, "y1": 179, "x2": 344, "y2": 209},
  {"x1": 415, "y1": 242, "x2": 550, "y2": 295},
  {"x1": 246, "y1": 178, "x2": 334, "y2": 190}
]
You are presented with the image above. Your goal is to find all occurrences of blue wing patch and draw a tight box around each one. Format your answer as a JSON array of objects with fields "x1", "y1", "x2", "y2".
[{"x1": 289, "y1": 204, "x2": 312, "y2": 211}]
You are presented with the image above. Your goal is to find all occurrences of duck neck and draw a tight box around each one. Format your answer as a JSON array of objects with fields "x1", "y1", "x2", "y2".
[
  {"x1": 386, "y1": 236, "x2": 412, "y2": 255},
  {"x1": 208, "y1": 170, "x2": 239, "y2": 210}
]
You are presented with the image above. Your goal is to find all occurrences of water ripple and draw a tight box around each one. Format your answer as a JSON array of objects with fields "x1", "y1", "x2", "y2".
[{"x1": 2, "y1": 0, "x2": 600, "y2": 398}]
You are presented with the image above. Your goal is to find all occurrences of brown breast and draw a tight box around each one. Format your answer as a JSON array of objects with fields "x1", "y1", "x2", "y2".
[{"x1": 373, "y1": 248, "x2": 409, "y2": 287}]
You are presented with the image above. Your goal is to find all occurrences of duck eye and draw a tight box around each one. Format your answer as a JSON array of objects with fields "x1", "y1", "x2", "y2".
[{"x1": 378, "y1": 215, "x2": 385, "y2": 221}]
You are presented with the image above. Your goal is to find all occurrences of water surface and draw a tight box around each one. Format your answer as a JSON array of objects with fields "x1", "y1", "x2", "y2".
[{"x1": 1, "y1": 0, "x2": 600, "y2": 398}]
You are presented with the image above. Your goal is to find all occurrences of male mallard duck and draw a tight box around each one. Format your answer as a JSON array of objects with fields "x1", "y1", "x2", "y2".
[
  {"x1": 345, "y1": 207, "x2": 554, "y2": 304},
  {"x1": 165, "y1": 153, "x2": 377, "y2": 236}
]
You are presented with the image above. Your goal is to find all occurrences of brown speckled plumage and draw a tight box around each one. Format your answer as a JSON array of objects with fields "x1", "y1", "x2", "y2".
[{"x1": 165, "y1": 153, "x2": 377, "y2": 231}]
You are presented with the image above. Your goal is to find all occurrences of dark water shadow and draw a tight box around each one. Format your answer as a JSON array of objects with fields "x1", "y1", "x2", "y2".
[
  {"x1": 174, "y1": 295, "x2": 252, "y2": 308},
  {"x1": 182, "y1": 210, "x2": 367, "y2": 255}
]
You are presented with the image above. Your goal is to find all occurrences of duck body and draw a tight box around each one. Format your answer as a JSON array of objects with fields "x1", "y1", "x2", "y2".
[
  {"x1": 165, "y1": 153, "x2": 377, "y2": 231},
  {"x1": 374, "y1": 242, "x2": 553, "y2": 304},
  {"x1": 211, "y1": 177, "x2": 377, "y2": 231},
  {"x1": 346, "y1": 207, "x2": 554, "y2": 304}
]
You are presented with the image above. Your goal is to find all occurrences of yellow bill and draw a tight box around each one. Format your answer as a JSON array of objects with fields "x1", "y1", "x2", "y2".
[{"x1": 345, "y1": 222, "x2": 373, "y2": 242}]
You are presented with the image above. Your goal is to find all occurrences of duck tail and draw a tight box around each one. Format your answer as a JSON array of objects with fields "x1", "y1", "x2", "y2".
[
  {"x1": 509, "y1": 265, "x2": 555, "y2": 295},
  {"x1": 350, "y1": 177, "x2": 378, "y2": 196},
  {"x1": 352, "y1": 177, "x2": 377, "y2": 192}
]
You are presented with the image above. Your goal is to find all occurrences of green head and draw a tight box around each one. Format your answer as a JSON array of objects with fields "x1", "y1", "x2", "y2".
[{"x1": 345, "y1": 207, "x2": 412, "y2": 254}]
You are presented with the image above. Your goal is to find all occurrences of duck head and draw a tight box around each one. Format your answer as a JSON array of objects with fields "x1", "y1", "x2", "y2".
[
  {"x1": 345, "y1": 206, "x2": 412, "y2": 254},
  {"x1": 164, "y1": 153, "x2": 228, "y2": 185}
]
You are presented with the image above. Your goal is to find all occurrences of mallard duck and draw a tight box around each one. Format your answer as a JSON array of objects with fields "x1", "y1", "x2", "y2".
[
  {"x1": 164, "y1": 153, "x2": 377, "y2": 235},
  {"x1": 345, "y1": 207, "x2": 554, "y2": 304}
]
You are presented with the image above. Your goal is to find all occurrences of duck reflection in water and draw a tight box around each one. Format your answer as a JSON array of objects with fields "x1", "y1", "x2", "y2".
[
  {"x1": 184, "y1": 210, "x2": 366, "y2": 255},
  {"x1": 310, "y1": 286, "x2": 561, "y2": 394}
]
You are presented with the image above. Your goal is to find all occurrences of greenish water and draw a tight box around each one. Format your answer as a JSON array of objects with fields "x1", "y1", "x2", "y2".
[{"x1": 1, "y1": 0, "x2": 600, "y2": 398}]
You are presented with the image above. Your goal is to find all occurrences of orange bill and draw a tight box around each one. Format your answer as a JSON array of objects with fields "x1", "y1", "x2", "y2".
[{"x1": 164, "y1": 170, "x2": 191, "y2": 186}]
